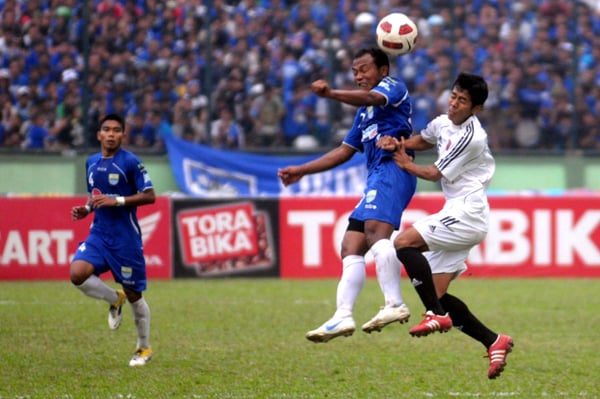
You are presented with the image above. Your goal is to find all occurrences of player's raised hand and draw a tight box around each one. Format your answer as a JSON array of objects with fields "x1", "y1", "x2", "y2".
[{"x1": 311, "y1": 79, "x2": 330, "y2": 97}]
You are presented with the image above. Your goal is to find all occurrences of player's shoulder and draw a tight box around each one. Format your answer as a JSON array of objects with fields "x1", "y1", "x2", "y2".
[
  {"x1": 429, "y1": 114, "x2": 450, "y2": 128},
  {"x1": 86, "y1": 152, "x2": 102, "y2": 165},
  {"x1": 115, "y1": 148, "x2": 143, "y2": 162},
  {"x1": 379, "y1": 76, "x2": 407, "y2": 91},
  {"x1": 465, "y1": 116, "x2": 488, "y2": 137}
]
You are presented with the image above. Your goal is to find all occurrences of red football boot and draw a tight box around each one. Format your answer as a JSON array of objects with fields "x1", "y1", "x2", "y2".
[
  {"x1": 486, "y1": 334, "x2": 514, "y2": 379},
  {"x1": 408, "y1": 311, "x2": 452, "y2": 337}
]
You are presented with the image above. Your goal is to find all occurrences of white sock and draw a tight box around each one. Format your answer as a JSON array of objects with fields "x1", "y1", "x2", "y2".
[
  {"x1": 371, "y1": 238, "x2": 404, "y2": 308},
  {"x1": 130, "y1": 297, "x2": 151, "y2": 349},
  {"x1": 332, "y1": 255, "x2": 366, "y2": 319},
  {"x1": 76, "y1": 275, "x2": 119, "y2": 305}
]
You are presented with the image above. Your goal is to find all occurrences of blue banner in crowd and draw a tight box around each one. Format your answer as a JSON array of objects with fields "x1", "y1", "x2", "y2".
[{"x1": 163, "y1": 135, "x2": 367, "y2": 197}]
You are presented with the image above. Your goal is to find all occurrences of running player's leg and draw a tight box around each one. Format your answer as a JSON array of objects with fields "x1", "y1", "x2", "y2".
[{"x1": 71, "y1": 241, "x2": 125, "y2": 329}]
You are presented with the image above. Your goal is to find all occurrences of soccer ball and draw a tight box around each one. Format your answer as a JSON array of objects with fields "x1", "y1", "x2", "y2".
[{"x1": 376, "y1": 13, "x2": 418, "y2": 56}]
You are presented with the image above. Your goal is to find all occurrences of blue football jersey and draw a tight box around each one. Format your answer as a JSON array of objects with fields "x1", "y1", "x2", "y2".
[
  {"x1": 342, "y1": 75, "x2": 417, "y2": 228},
  {"x1": 85, "y1": 148, "x2": 154, "y2": 247},
  {"x1": 343, "y1": 75, "x2": 413, "y2": 169}
]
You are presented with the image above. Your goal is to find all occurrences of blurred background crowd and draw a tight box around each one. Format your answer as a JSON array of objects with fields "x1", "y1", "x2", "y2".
[{"x1": 0, "y1": 0, "x2": 599, "y2": 154}]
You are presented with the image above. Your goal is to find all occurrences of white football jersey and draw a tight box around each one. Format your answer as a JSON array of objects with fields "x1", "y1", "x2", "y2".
[{"x1": 420, "y1": 114, "x2": 495, "y2": 207}]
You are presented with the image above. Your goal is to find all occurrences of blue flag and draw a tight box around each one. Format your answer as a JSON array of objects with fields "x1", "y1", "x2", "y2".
[{"x1": 163, "y1": 135, "x2": 367, "y2": 197}]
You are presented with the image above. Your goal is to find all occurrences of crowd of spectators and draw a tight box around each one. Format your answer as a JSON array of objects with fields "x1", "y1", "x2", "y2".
[{"x1": 0, "y1": 0, "x2": 599, "y2": 153}]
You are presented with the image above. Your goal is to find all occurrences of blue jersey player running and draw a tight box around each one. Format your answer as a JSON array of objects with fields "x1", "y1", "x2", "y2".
[
  {"x1": 70, "y1": 113, "x2": 156, "y2": 366},
  {"x1": 278, "y1": 48, "x2": 417, "y2": 342}
]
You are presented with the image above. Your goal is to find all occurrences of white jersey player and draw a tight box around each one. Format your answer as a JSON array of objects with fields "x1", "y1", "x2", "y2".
[{"x1": 379, "y1": 72, "x2": 513, "y2": 380}]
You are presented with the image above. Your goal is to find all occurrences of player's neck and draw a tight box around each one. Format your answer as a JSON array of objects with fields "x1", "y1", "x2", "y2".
[{"x1": 101, "y1": 147, "x2": 120, "y2": 157}]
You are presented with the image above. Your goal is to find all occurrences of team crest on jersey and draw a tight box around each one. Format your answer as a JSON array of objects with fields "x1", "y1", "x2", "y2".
[
  {"x1": 121, "y1": 266, "x2": 133, "y2": 279},
  {"x1": 109, "y1": 173, "x2": 119, "y2": 185}
]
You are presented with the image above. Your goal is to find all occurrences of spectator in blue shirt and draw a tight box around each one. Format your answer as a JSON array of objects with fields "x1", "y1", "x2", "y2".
[{"x1": 23, "y1": 110, "x2": 50, "y2": 149}]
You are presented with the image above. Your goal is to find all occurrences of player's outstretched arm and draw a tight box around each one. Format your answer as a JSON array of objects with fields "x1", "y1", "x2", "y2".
[
  {"x1": 393, "y1": 138, "x2": 442, "y2": 182},
  {"x1": 377, "y1": 135, "x2": 433, "y2": 152},
  {"x1": 278, "y1": 144, "x2": 355, "y2": 187},
  {"x1": 311, "y1": 79, "x2": 386, "y2": 107}
]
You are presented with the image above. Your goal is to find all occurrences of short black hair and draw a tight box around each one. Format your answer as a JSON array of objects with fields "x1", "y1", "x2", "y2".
[
  {"x1": 99, "y1": 113, "x2": 125, "y2": 131},
  {"x1": 354, "y1": 47, "x2": 390, "y2": 70},
  {"x1": 452, "y1": 72, "x2": 488, "y2": 107}
]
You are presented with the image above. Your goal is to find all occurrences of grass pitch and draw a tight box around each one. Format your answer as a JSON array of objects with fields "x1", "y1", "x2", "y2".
[{"x1": 0, "y1": 278, "x2": 599, "y2": 398}]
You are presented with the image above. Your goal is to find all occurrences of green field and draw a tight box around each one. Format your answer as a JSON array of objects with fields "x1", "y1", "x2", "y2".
[{"x1": 1, "y1": 278, "x2": 598, "y2": 398}]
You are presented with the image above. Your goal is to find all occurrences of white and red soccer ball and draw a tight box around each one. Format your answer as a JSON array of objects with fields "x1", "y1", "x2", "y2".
[{"x1": 376, "y1": 13, "x2": 418, "y2": 56}]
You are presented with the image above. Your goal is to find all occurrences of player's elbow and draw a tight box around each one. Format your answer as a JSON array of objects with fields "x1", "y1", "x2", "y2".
[
  {"x1": 420, "y1": 166, "x2": 442, "y2": 182},
  {"x1": 144, "y1": 189, "x2": 156, "y2": 204}
]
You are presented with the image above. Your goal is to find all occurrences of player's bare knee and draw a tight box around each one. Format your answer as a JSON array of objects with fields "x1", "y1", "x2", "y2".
[
  {"x1": 394, "y1": 234, "x2": 410, "y2": 249},
  {"x1": 70, "y1": 262, "x2": 93, "y2": 285}
]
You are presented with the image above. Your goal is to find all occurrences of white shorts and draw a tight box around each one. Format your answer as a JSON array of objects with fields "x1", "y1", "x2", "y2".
[{"x1": 413, "y1": 200, "x2": 488, "y2": 278}]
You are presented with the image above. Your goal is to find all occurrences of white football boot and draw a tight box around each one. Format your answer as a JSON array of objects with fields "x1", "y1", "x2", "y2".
[
  {"x1": 305, "y1": 317, "x2": 356, "y2": 343},
  {"x1": 361, "y1": 303, "x2": 410, "y2": 333}
]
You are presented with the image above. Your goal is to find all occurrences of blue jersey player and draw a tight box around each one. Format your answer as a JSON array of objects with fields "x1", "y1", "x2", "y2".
[
  {"x1": 278, "y1": 48, "x2": 417, "y2": 343},
  {"x1": 70, "y1": 113, "x2": 156, "y2": 366}
]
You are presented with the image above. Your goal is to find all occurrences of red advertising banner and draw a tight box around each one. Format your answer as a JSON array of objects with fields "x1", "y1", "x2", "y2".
[
  {"x1": 279, "y1": 194, "x2": 600, "y2": 278},
  {"x1": 171, "y1": 198, "x2": 279, "y2": 278},
  {"x1": 0, "y1": 196, "x2": 172, "y2": 280},
  {"x1": 177, "y1": 202, "x2": 260, "y2": 264}
]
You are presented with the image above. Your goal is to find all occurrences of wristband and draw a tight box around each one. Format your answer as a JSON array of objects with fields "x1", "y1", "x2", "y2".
[{"x1": 115, "y1": 196, "x2": 126, "y2": 206}]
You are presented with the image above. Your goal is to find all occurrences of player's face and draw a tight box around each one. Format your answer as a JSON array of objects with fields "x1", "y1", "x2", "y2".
[
  {"x1": 447, "y1": 86, "x2": 480, "y2": 125},
  {"x1": 351, "y1": 54, "x2": 385, "y2": 90},
  {"x1": 97, "y1": 119, "x2": 124, "y2": 154}
]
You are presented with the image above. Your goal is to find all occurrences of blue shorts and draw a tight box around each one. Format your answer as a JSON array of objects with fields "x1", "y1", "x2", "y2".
[
  {"x1": 72, "y1": 234, "x2": 147, "y2": 292},
  {"x1": 349, "y1": 167, "x2": 416, "y2": 229}
]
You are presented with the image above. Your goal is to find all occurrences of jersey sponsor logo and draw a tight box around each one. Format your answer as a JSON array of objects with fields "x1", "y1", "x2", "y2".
[
  {"x1": 362, "y1": 123, "x2": 378, "y2": 142},
  {"x1": 109, "y1": 173, "x2": 119, "y2": 185}
]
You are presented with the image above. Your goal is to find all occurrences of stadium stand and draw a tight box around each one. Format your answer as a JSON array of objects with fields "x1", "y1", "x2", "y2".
[{"x1": 0, "y1": 0, "x2": 598, "y2": 152}]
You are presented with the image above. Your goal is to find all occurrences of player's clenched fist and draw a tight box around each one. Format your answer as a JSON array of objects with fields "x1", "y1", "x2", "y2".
[{"x1": 71, "y1": 205, "x2": 90, "y2": 221}]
